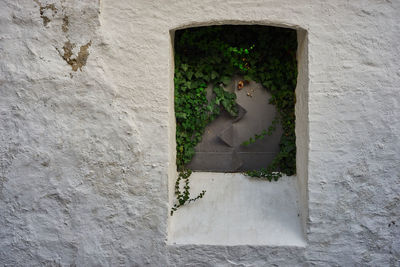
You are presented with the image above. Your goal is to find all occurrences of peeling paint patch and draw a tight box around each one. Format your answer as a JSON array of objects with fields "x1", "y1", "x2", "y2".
[
  {"x1": 58, "y1": 40, "x2": 92, "y2": 71},
  {"x1": 62, "y1": 15, "x2": 69, "y2": 32},
  {"x1": 33, "y1": 0, "x2": 57, "y2": 26}
]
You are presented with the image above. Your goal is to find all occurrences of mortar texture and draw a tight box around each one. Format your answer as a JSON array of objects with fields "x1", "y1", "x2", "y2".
[{"x1": 0, "y1": 0, "x2": 399, "y2": 266}]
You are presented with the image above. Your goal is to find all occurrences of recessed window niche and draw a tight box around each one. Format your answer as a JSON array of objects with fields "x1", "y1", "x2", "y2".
[{"x1": 168, "y1": 24, "x2": 308, "y2": 246}]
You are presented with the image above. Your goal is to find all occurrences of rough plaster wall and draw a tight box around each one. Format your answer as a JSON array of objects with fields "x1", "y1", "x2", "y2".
[
  {"x1": 0, "y1": 0, "x2": 399, "y2": 266},
  {"x1": 295, "y1": 30, "x2": 309, "y2": 233}
]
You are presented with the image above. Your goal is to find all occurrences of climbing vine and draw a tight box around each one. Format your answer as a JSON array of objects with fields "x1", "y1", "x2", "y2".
[
  {"x1": 170, "y1": 169, "x2": 206, "y2": 216},
  {"x1": 172, "y1": 25, "x2": 297, "y2": 214}
]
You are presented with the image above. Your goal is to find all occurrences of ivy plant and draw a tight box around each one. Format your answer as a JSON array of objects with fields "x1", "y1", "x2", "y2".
[{"x1": 172, "y1": 25, "x2": 297, "y2": 214}]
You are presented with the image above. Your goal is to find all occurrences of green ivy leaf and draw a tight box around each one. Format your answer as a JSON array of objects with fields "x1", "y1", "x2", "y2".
[
  {"x1": 211, "y1": 71, "x2": 218, "y2": 80},
  {"x1": 187, "y1": 71, "x2": 193, "y2": 80},
  {"x1": 195, "y1": 70, "x2": 203, "y2": 78},
  {"x1": 221, "y1": 76, "x2": 231, "y2": 85}
]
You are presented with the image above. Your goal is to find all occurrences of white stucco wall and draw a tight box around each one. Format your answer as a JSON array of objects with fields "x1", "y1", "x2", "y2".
[{"x1": 0, "y1": 0, "x2": 399, "y2": 266}]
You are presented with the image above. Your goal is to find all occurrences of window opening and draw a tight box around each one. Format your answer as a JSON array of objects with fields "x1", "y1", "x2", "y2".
[{"x1": 174, "y1": 25, "x2": 297, "y2": 178}]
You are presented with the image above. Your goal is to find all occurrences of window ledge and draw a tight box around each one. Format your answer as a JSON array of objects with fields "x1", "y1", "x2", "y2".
[{"x1": 168, "y1": 172, "x2": 306, "y2": 247}]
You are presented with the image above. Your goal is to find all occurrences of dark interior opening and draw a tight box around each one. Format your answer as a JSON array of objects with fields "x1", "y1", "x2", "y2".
[{"x1": 174, "y1": 25, "x2": 297, "y2": 173}]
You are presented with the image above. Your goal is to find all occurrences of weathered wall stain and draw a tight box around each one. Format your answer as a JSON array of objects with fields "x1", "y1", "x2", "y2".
[
  {"x1": 33, "y1": 0, "x2": 57, "y2": 26},
  {"x1": 58, "y1": 40, "x2": 92, "y2": 71}
]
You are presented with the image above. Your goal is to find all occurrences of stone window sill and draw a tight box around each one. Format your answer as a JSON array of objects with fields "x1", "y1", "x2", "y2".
[{"x1": 168, "y1": 172, "x2": 306, "y2": 247}]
